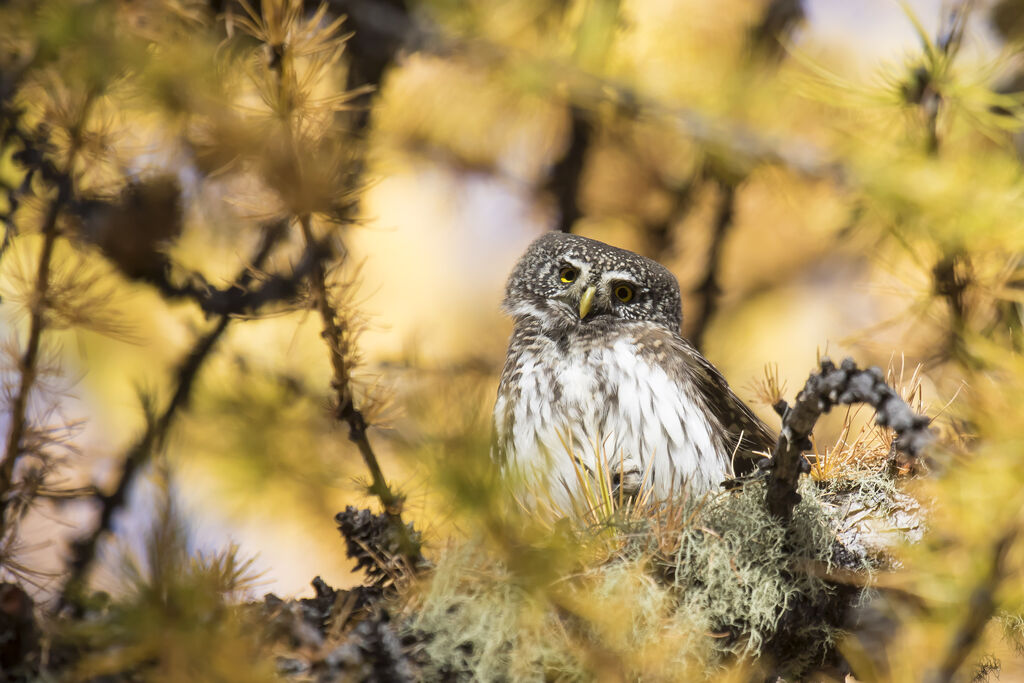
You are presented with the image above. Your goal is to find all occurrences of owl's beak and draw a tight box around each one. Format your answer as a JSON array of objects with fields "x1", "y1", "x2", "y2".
[{"x1": 578, "y1": 286, "x2": 596, "y2": 319}]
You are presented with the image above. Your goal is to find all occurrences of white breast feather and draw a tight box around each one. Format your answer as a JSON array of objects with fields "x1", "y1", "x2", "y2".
[{"x1": 497, "y1": 335, "x2": 727, "y2": 507}]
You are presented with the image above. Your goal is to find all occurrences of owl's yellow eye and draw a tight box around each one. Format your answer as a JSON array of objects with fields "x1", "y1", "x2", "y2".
[
  {"x1": 614, "y1": 284, "x2": 634, "y2": 302},
  {"x1": 559, "y1": 266, "x2": 578, "y2": 284}
]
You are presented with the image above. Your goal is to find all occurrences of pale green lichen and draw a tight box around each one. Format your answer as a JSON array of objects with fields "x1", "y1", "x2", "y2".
[
  {"x1": 407, "y1": 544, "x2": 586, "y2": 681},
  {"x1": 998, "y1": 611, "x2": 1024, "y2": 656},
  {"x1": 666, "y1": 480, "x2": 849, "y2": 672},
  {"x1": 405, "y1": 477, "x2": 893, "y2": 680}
]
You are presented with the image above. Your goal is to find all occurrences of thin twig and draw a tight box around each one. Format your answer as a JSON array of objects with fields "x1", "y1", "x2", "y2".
[
  {"x1": 916, "y1": 0, "x2": 975, "y2": 156},
  {"x1": 932, "y1": 249, "x2": 973, "y2": 367},
  {"x1": 298, "y1": 216, "x2": 421, "y2": 564},
  {"x1": 0, "y1": 188, "x2": 64, "y2": 506},
  {"x1": 765, "y1": 358, "x2": 933, "y2": 521},
  {"x1": 0, "y1": 101, "x2": 95, "y2": 528},
  {"x1": 60, "y1": 222, "x2": 287, "y2": 609}
]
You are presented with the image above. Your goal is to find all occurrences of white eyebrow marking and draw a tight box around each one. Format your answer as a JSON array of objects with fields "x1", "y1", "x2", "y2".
[{"x1": 601, "y1": 270, "x2": 639, "y2": 284}]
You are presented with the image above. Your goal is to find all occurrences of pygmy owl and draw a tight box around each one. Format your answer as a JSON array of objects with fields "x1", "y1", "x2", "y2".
[{"x1": 493, "y1": 232, "x2": 773, "y2": 506}]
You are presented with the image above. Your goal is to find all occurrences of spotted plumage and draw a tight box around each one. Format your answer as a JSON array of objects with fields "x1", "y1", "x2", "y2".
[{"x1": 494, "y1": 232, "x2": 773, "y2": 505}]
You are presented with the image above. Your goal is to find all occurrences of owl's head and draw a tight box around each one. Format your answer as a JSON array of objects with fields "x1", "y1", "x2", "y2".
[{"x1": 503, "y1": 232, "x2": 682, "y2": 331}]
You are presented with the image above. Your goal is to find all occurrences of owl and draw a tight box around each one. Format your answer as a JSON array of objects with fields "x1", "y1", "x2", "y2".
[{"x1": 493, "y1": 232, "x2": 774, "y2": 506}]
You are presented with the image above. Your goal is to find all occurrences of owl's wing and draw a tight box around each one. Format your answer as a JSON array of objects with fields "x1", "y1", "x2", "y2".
[
  {"x1": 683, "y1": 343, "x2": 776, "y2": 476},
  {"x1": 636, "y1": 326, "x2": 776, "y2": 477}
]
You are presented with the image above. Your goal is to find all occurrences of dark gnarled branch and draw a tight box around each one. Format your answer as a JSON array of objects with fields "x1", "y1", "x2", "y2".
[{"x1": 766, "y1": 358, "x2": 934, "y2": 521}]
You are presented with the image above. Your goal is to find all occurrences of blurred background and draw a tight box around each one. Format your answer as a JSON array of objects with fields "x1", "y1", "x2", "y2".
[{"x1": 1, "y1": 0, "x2": 1022, "y2": 613}]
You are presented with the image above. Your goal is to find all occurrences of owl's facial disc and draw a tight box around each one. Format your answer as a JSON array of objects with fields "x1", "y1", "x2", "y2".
[{"x1": 558, "y1": 264, "x2": 642, "y2": 322}]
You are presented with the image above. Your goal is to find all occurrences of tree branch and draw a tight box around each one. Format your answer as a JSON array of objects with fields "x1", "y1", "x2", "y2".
[
  {"x1": 324, "y1": 0, "x2": 411, "y2": 134},
  {"x1": 0, "y1": 101, "x2": 95, "y2": 529},
  {"x1": 0, "y1": 182, "x2": 65, "y2": 511},
  {"x1": 298, "y1": 216, "x2": 422, "y2": 566},
  {"x1": 545, "y1": 107, "x2": 592, "y2": 233},
  {"x1": 688, "y1": 178, "x2": 735, "y2": 352},
  {"x1": 766, "y1": 358, "x2": 934, "y2": 521},
  {"x1": 132, "y1": 244, "x2": 320, "y2": 318}
]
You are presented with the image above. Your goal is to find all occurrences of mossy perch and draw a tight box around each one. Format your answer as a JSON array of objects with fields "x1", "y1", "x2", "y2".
[{"x1": 767, "y1": 358, "x2": 935, "y2": 521}]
